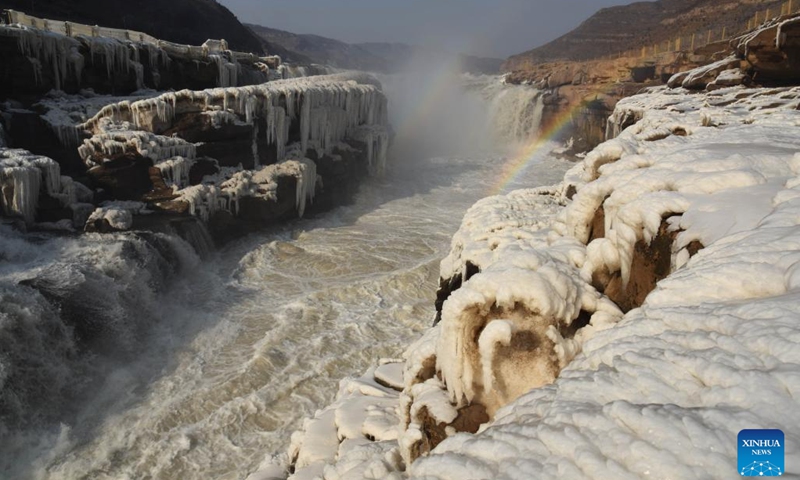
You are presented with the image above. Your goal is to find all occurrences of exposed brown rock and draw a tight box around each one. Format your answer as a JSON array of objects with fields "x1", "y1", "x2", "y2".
[
  {"x1": 409, "y1": 403, "x2": 490, "y2": 462},
  {"x1": 601, "y1": 217, "x2": 678, "y2": 312},
  {"x1": 736, "y1": 15, "x2": 800, "y2": 85},
  {"x1": 686, "y1": 240, "x2": 705, "y2": 257},
  {"x1": 588, "y1": 202, "x2": 606, "y2": 243},
  {"x1": 565, "y1": 184, "x2": 578, "y2": 200}
]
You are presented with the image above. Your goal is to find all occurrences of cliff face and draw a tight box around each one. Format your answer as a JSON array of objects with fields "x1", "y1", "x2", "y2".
[
  {"x1": 0, "y1": 23, "x2": 272, "y2": 99},
  {"x1": 505, "y1": 0, "x2": 786, "y2": 69},
  {"x1": 0, "y1": 0, "x2": 265, "y2": 53}
]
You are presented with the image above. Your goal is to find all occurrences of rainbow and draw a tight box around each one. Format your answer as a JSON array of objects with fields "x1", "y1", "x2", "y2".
[
  {"x1": 387, "y1": 58, "x2": 617, "y2": 197},
  {"x1": 488, "y1": 83, "x2": 615, "y2": 196}
]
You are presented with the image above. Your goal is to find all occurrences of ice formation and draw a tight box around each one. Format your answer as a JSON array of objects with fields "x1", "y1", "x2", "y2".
[
  {"x1": 209, "y1": 53, "x2": 242, "y2": 88},
  {"x1": 351, "y1": 126, "x2": 390, "y2": 175},
  {"x1": 35, "y1": 90, "x2": 160, "y2": 147},
  {"x1": 78, "y1": 126, "x2": 197, "y2": 167},
  {"x1": 0, "y1": 148, "x2": 64, "y2": 223},
  {"x1": 0, "y1": 18, "x2": 258, "y2": 93},
  {"x1": 179, "y1": 159, "x2": 318, "y2": 220},
  {"x1": 81, "y1": 73, "x2": 388, "y2": 167},
  {"x1": 155, "y1": 156, "x2": 194, "y2": 189},
  {"x1": 74, "y1": 73, "x2": 388, "y2": 221},
  {"x1": 274, "y1": 83, "x2": 800, "y2": 479},
  {"x1": 5, "y1": 24, "x2": 85, "y2": 90}
]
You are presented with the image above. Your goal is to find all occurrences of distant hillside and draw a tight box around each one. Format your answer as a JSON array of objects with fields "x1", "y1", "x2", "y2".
[
  {"x1": 248, "y1": 24, "x2": 503, "y2": 74},
  {"x1": 247, "y1": 24, "x2": 390, "y2": 71},
  {"x1": 0, "y1": 0, "x2": 264, "y2": 53},
  {"x1": 505, "y1": 0, "x2": 786, "y2": 70}
]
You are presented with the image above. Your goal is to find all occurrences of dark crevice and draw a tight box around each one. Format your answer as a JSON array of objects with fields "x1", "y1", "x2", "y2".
[{"x1": 433, "y1": 261, "x2": 480, "y2": 326}]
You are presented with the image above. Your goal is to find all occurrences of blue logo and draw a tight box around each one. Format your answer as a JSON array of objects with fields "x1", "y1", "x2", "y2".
[{"x1": 739, "y1": 429, "x2": 784, "y2": 476}]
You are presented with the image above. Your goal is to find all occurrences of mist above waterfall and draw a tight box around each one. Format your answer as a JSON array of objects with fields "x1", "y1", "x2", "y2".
[
  {"x1": 378, "y1": 55, "x2": 491, "y2": 160},
  {"x1": 378, "y1": 56, "x2": 546, "y2": 162}
]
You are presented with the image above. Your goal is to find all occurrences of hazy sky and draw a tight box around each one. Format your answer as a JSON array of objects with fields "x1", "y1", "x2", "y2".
[{"x1": 220, "y1": 0, "x2": 639, "y2": 58}]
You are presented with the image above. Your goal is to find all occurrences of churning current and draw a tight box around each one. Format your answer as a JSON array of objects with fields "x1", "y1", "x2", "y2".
[{"x1": 0, "y1": 71, "x2": 569, "y2": 480}]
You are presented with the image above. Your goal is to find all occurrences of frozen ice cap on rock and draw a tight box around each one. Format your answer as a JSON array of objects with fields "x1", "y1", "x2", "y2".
[
  {"x1": 85, "y1": 201, "x2": 149, "y2": 232},
  {"x1": 436, "y1": 264, "x2": 620, "y2": 417}
]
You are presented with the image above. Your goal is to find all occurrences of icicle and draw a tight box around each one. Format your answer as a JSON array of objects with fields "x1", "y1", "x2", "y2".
[
  {"x1": 77, "y1": 72, "x2": 391, "y2": 181},
  {"x1": 252, "y1": 122, "x2": 260, "y2": 169},
  {"x1": 179, "y1": 184, "x2": 219, "y2": 221},
  {"x1": 79, "y1": 129, "x2": 196, "y2": 167},
  {"x1": 132, "y1": 61, "x2": 144, "y2": 91},
  {"x1": 12, "y1": 26, "x2": 83, "y2": 90},
  {"x1": 0, "y1": 149, "x2": 62, "y2": 224},
  {"x1": 209, "y1": 53, "x2": 239, "y2": 88},
  {"x1": 156, "y1": 156, "x2": 195, "y2": 188},
  {"x1": 295, "y1": 158, "x2": 317, "y2": 217},
  {"x1": 276, "y1": 110, "x2": 287, "y2": 161},
  {"x1": 300, "y1": 92, "x2": 311, "y2": 155}
]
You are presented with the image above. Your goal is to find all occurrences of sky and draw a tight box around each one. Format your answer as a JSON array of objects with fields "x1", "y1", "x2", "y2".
[{"x1": 220, "y1": 0, "x2": 640, "y2": 58}]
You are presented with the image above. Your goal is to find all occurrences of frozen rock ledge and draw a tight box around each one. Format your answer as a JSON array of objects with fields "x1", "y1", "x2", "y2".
[{"x1": 0, "y1": 73, "x2": 390, "y2": 243}]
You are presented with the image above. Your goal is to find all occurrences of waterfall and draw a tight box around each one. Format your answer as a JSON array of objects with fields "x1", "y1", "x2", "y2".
[
  {"x1": 0, "y1": 226, "x2": 202, "y2": 430},
  {"x1": 468, "y1": 77, "x2": 545, "y2": 143}
]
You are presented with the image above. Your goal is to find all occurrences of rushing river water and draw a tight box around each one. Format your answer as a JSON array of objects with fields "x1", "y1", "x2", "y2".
[{"x1": 0, "y1": 73, "x2": 569, "y2": 480}]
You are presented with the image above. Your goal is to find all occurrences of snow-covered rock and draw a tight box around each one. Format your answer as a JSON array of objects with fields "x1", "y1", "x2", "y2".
[
  {"x1": 669, "y1": 56, "x2": 741, "y2": 90},
  {"x1": 260, "y1": 362, "x2": 406, "y2": 480},
  {"x1": 84, "y1": 201, "x2": 149, "y2": 232}
]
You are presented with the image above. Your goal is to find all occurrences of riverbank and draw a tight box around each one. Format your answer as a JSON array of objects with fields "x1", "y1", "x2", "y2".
[{"x1": 265, "y1": 58, "x2": 800, "y2": 479}]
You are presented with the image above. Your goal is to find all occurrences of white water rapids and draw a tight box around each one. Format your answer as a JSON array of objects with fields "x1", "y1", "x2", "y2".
[{"x1": 0, "y1": 73, "x2": 568, "y2": 480}]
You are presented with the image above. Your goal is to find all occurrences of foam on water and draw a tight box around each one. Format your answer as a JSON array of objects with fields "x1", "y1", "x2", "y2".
[{"x1": 0, "y1": 76, "x2": 568, "y2": 480}]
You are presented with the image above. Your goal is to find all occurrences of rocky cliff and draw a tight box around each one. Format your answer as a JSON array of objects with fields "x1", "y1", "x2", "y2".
[
  {"x1": 501, "y1": 5, "x2": 800, "y2": 154},
  {"x1": 0, "y1": 72, "x2": 389, "y2": 245},
  {"x1": 505, "y1": 0, "x2": 786, "y2": 69},
  {"x1": 0, "y1": 17, "x2": 391, "y2": 247},
  {"x1": 0, "y1": 0, "x2": 264, "y2": 53},
  {"x1": 0, "y1": 21, "x2": 274, "y2": 98}
]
